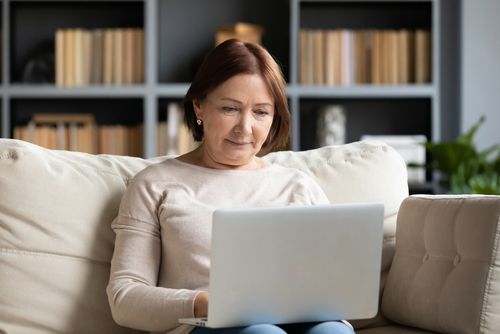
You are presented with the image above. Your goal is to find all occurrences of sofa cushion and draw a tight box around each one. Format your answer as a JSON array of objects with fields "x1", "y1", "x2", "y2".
[
  {"x1": 382, "y1": 195, "x2": 500, "y2": 334},
  {"x1": 0, "y1": 139, "x2": 408, "y2": 333},
  {"x1": 264, "y1": 141, "x2": 409, "y2": 329},
  {"x1": 0, "y1": 139, "x2": 154, "y2": 334}
]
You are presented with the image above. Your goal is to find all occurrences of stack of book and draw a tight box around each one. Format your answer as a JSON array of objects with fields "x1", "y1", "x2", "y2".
[
  {"x1": 13, "y1": 114, "x2": 97, "y2": 154},
  {"x1": 299, "y1": 29, "x2": 431, "y2": 86},
  {"x1": 55, "y1": 28, "x2": 144, "y2": 87},
  {"x1": 98, "y1": 125, "x2": 143, "y2": 157},
  {"x1": 13, "y1": 113, "x2": 144, "y2": 157},
  {"x1": 361, "y1": 134, "x2": 427, "y2": 184},
  {"x1": 157, "y1": 102, "x2": 198, "y2": 156}
]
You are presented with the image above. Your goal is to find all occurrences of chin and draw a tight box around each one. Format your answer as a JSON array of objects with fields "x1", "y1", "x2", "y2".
[{"x1": 222, "y1": 153, "x2": 254, "y2": 166}]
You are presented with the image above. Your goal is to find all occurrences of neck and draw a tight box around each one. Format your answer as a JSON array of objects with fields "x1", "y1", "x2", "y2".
[{"x1": 188, "y1": 145, "x2": 265, "y2": 170}]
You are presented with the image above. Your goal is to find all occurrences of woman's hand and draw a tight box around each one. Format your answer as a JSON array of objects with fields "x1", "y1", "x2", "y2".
[{"x1": 194, "y1": 291, "x2": 209, "y2": 317}]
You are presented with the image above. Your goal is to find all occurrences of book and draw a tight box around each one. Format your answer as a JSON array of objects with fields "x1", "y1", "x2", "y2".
[
  {"x1": 74, "y1": 29, "x2": 84, "y2": 86},
  {"x1": 64, "y1": 29, "x2": 75, "y2": 87},
  {"x1": 324, "y1": 30, "x2": 336, "y2": 86},
  {"x1": 397, "y1": 30, "x2": 409, "y2": 84},
  {"x1": 389, "y1": 30, "x2": 399, "y2": 85},
  {"x1": 178, "y1": 123, "x2": 197, "y2": 155},
  {"x1": 305, "y1": 30, "x2": 315, "y2": 85},
  {"x1": 138, "y1": 29, "x2": 145, "y2": 83},
  {"x1": 371, "y1": 30, "x2": 381, "y2": 85},
  {"x1": 90, "y1": 30, "x2": 104, "y2": 84},
  {"x1": 299, "y1": 29, "x2": 314, "y2": 85},
  {"x1": 340, "y1": 30, "x2": 353, "y2": 86},
  {"x1": 167, "y1": 102, "x2": 181, "y2": 155},
  {"x1": 123, "y1": 28, "x2": 134, "y2": 85},
  {"x1": 299, "y1": 29, "x2": 308, "y2": 85},
  {"x1": 103, "y1": 29, "x2": 114, "y2": 85},
  {"x1": 55, "y1": 121, "x2": 66, "y2": 150},
  {"x1": 313, "y1": 30, "x2": 324, "y2": 85},
  {"x1": 55, "y1": 29, "x2": 65, "y2": 86},
  {"x1": 157, "y1": 121, "x2": 168, "y2": 156},
  {"x1": 82, "y1": 30, "x2": 92, "y2": 85},
  {"x1": 133, "y1": 29, "x2": 144, "y2": 84},
  {"x1": 113, "y1": 29, "x2": 123, "y2": 85},
  {"x1": 415, "y1": 30, "x2": 431, "y2": 83}
]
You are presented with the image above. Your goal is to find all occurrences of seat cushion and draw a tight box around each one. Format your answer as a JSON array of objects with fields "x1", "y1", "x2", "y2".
[{"x1": 382, "y1": 195, "x2": 500, "y2": 334}]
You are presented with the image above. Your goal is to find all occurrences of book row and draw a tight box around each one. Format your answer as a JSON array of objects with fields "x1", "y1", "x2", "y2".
[
  {"x1": 14, "y1": 122, "x2": 143, "y2": 156},
  {"x1": 299, "y1": 29, "x2": 432, "y2": 86},
  {"x1": 55, "y1": 28, "x2": 144, "y2": 87},
  {"x1": 13, "y1": 122, "x2": 198, "y2": 158},
  {"x1": 12, "y1": 104, "x2": 198, "y2": 157}
]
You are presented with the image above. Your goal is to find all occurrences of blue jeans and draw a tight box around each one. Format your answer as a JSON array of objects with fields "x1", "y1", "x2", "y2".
[{"x1": 190, "y1": 321, "x2": 355, "y2": 334}]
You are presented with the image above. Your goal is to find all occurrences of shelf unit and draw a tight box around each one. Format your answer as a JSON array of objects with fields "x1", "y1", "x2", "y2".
[{"x1": 1, "y1": 0, "x2": 443, "y2": 163}]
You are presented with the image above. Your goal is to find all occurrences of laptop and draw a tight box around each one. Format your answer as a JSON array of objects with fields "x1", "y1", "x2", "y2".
[{"x1": 179, "y1": 203, "x2": 384, "y2": 328}]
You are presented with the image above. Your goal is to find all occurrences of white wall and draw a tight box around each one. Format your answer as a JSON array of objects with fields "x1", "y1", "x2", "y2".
[{"x1": 461, "y1": 0, "x2": 500, "y2": 151}]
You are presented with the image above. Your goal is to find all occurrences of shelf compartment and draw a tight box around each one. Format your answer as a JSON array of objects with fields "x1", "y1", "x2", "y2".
[
  {"x1": 300, "y1": 1, "x2": 432, "y2": 30},
  {"x1": 10, "y1": 1, "x2": 144, "y2": 84},
  {"x1": 158, "y1": 0, "x2": 290, "y2": 83},
  {"x1": 297, "y1": 1, "x2": 433, "y2": 87},
  {"x1": 11, "y1": 98, "x2": 144, "y2": 156},
  {"x1": 299, "y1": 97, "x2": 432, "y2": 151}
]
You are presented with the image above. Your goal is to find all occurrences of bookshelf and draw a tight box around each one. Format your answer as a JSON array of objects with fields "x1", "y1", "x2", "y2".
[{"x1": 0, "y1": 0, "x2": 449, "y2": 176}]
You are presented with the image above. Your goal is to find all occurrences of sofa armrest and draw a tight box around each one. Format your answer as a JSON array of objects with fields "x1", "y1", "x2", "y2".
[{"x1": 381, "y1": 195, "x2": 500, "y2": 334}]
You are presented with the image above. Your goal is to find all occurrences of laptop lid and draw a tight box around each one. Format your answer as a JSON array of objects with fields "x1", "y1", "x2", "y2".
[{"x1": 205, "y1": 203, "x2": 384, "y2": 328}]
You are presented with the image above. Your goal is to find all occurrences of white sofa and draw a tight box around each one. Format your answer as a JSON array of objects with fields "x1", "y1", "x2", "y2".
[{"x1": 0, "y1": 138, "x2": 498, "y2": 334}]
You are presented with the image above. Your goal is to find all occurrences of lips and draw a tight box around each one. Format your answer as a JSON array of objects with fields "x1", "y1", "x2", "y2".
[{"x1": 226, "y1": 139, "x2": 251, "y2": 145}]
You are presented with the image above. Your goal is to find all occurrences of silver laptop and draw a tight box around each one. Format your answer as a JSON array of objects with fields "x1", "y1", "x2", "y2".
[{"x1": 179, "y1": 203, "x2": 384, "y2": 328}]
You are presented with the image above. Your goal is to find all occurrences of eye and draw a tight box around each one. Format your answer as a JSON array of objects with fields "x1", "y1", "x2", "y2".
[
  {"x1": 254, "y1": 110, "x2": 270, "y2": 118},
  {"x1": 222, "y1": 106, "x2": 238, "y2": 113}
]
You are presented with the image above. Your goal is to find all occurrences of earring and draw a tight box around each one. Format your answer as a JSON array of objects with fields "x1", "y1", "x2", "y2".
[{"x1": 196, "y1": 119, "x2": 202, "y2": 125}]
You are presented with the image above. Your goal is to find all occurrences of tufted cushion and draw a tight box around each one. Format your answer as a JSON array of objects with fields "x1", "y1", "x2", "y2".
[
  {"x1": 0, "y1": 139, "x2": 407, "y2": 333},
  {"x1": 382, "y1": 195, "x2": 500, "y2": 334}
]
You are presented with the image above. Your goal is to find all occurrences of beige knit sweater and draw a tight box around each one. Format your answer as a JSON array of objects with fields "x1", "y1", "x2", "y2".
[{"x1": 107, "y1": 158, "x2": 329, "y2": 334}]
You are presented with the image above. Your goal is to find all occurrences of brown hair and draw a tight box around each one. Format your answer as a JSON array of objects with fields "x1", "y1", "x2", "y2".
[{"x1": 183, "y1": 39, "x2": 290, "y2": 154}]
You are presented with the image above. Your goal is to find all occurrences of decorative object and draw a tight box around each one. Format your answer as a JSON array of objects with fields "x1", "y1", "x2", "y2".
[
  {"x1": 316, "y1": 105, "x2": 346, "y2": 146},
  {"x1": 215, "y1": 22, "x2": 264, "y2": 46}
]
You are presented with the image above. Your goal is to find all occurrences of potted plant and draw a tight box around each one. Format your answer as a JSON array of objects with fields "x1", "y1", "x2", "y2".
[{"x1": 425, "y1": 116, "x2": 500, "y2": 195}]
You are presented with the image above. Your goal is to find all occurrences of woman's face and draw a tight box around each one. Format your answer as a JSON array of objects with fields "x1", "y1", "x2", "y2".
[{"x1": 193, "y1": 74, "x2": 275, "y2": 169}]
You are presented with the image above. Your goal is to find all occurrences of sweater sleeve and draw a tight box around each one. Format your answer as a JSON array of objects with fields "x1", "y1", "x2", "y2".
[{"x1": 106, "y1": 174, "x2": 199, "y2": 332}]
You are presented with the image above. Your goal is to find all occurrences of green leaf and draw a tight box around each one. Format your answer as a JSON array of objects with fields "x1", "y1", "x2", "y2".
[
  {"x1": 469, "y1": 172, "x2": 500, "y2": 195},
  {"x1": 425, "y1": 142, "x2": 476, "y2": 175},
  {"x1": 458, "y1": 115, "x2": 485, "y2": 146}
]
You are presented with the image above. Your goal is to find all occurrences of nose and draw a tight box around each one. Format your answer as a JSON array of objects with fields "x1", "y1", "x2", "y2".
[{"x1": 234, "y1": 110, "x2": 253, "y2": 135}]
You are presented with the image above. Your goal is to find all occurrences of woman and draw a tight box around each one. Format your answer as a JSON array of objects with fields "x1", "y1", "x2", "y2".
[{"x1": 107, "y1": 39, "x2": 354, "y2": 334}]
